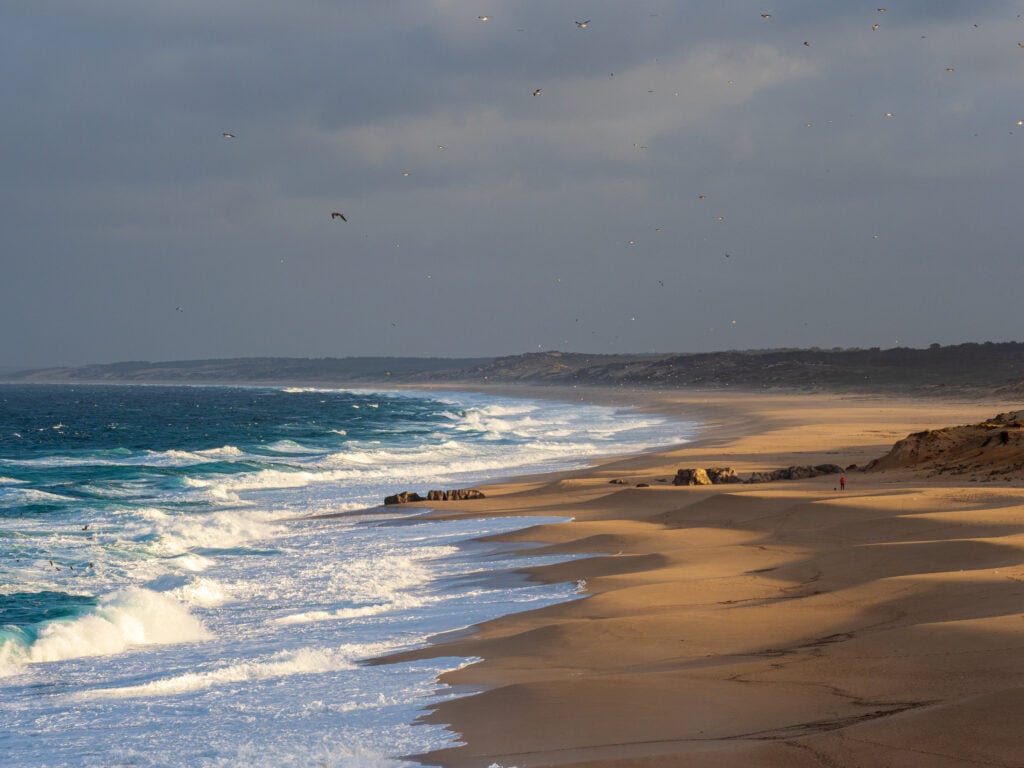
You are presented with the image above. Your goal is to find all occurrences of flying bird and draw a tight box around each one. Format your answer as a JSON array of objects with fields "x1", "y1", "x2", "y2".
[
  {"x1": 478, "y1": 15, "x2": 489, "y2": 21},
  {"x1": 533, "y1": 88, "x2": 542, "y2": 96},
  {"x1": 761, "y1": 13, "x2": 771, "y2": 19},
  {"x1": 222, "y1": 132, "x2": 235, "y2": 139},
  {"x1": 331, "y1": 212, "x2": 347, "y2": 221},
  {"x1": 575, "y1": 19, "x2": 590, "y2": 28}
]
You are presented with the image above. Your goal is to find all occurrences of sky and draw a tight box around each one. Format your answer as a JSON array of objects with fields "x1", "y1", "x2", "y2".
[{"x1": 3, "y1": 1, "x2": 1023, "y2": 369}]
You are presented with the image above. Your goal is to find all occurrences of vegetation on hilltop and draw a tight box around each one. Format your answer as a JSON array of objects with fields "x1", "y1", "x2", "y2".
[{"x1": 6, "y1": 342, "x2": 1024, "y2": 395}]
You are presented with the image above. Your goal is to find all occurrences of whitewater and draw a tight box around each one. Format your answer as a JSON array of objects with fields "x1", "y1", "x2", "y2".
[{"x1": 0, "y1": 384, "x2": 695, "y2": 767}]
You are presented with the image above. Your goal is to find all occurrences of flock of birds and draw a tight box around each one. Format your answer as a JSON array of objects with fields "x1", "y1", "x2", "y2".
[
  {"x1": 202, "y1": 8, "x2": 1022, "y2": 338},
  {"x1": 215, "y1": 9, "x2": 1020, "y2": 231}
]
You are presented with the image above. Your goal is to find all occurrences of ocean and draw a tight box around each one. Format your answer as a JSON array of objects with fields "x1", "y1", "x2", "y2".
[{"x1": 0, "y1": 384, "x2": 694, "y2": 767}]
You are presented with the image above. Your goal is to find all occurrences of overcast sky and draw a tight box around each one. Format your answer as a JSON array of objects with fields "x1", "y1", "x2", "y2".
[{"x1": 3, "y1": 1, "x2": 1023, "y2": 369}]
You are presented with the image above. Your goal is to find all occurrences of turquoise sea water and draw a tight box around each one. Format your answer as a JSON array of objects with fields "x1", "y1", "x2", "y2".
[{"x1": 0, "y1": 384, "x2": 694, "y2": 767}]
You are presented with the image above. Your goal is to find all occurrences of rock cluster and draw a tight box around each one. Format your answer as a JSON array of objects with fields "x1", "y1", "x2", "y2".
[
  {"x1": 426, "y1": 489, "x2": 486, "y2": 501},
  {"x1": 384, "y1": 491, "x2": 424, "y2": 505},
  {"x1": 745, "y1": 464, "x2": 844, "y2": 483},
  {"x1": 673, "y1": 464, "x2": 843, "y2": 486},
  {"x1": 384, "y1": 488, "x2": 486, "y2": 504},
  {"x1": 672, "y1": 467, "x2": 742, "y2": 486}
]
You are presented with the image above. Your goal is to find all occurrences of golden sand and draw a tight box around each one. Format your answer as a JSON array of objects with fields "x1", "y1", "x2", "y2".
[{"x1": 382, "y1": 389, "x2": 1024, "y2": 767}]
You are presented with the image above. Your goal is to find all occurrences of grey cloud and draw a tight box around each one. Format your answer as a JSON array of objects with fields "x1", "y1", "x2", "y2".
[{"x1": 3, "y1": 2, "x2": 1024, "y2": 368}]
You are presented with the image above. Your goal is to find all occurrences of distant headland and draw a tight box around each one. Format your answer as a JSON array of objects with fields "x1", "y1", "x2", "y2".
[{"x1": 5, "y1": 342, "x2": 1024, "y2": 395}]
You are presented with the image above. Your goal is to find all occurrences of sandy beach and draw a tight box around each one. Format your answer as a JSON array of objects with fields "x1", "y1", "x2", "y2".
[{"x1": 380, "y1": 388, "x2": 1024, "y2": 767}]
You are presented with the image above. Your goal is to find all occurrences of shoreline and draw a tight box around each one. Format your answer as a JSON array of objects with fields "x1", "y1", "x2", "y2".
[{"x1": 376, "y1": 387, "x2": 1024, "y2": 767}]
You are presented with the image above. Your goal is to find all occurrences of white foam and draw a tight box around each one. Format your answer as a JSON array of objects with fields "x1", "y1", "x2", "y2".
[
  {"x1": 268, "y1": 546, "x2": 444, "y2": 625},
  {"x1": 167, "y1": 576, "x2": 231, "y2": 607},
  {"x1": 186, "y1": 467, "x2": 319, "y2": 493},
  {"x1": 262, "y1": 439, "x2": 319, "y2": 454},
  {"x1": 196, "y1": 445, "x2": 245, "y2": 460},
  {"x1": 206, "y1": 485, "x2": 243, "y2": 503},
  {"x1": 148, "y1": 449, "x2": 220, "y2": 465},
  {"x1": 0, "y1": 587, "x2": 209, "y2": 673},
  {"x1": 126, "y1": 445, "x2": 249, "y2": 468},
  {"x1": 83, "y1": 641, "x2": 400, "y2": 698},
  {"x1": 137, "y1": 508, "x2": 281, "y2": 556},
  {"x1": 0, "y1": 487, "x2": 75, "y2": 506},
  {"x1": 165, "y1": 553, "x2": 216, "y2": 572},
  {"x1": 273, "y1": 591, "x2": 430, "y2": 625}
]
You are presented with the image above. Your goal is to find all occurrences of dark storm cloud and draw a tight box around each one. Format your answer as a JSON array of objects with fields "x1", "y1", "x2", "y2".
[{"x1": 2, "y1": 1, "x2": 1023, "y2": 368}]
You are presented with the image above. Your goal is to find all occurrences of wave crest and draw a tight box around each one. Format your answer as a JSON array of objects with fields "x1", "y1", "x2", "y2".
[{"x1": 0, "y1": 587, "x2": 209, "y2": 675}]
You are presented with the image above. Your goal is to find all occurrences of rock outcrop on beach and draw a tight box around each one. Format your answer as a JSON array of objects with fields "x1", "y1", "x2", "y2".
[
  {"x1": 672, "y1": 464, "x2": 842, "y2": 485},
  {"x1": 672, "y1": 467, "x2": 743, "y2": 485},
  {"x1": 426, "y1": 489, "x2": 486, "y2": 501},
  {"x1": 746, "y1": 464, "x2": 845, "y2": 483},
  {"x1": 673, "y1": 468, "x2": 713, "y2": 486},
  {"x1": 384, "y1": 488, "x2": 486, "y2": 504},
  {"x1": 865, "y1": 411, "x2": 1024, "y2": 479},
  {"x1": 383, "y1": 491, "x2": 425, "y2": 505}
]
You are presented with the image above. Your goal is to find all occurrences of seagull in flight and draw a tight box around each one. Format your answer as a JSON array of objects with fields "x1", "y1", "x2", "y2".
[
  {"x1": 331, "y1": 212, "x2": 347, "y2": 221},
  {"x1": 575, "y1": 19, "x2": 590, "y2": 28},
  {"x1": 221, "y1": 132, "x2": 235, "y2": 139}
]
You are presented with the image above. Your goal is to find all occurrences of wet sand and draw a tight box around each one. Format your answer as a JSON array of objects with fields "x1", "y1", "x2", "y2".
[{"x1": 384, "y1": 389, "x2": 1024, "y2": 767}]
